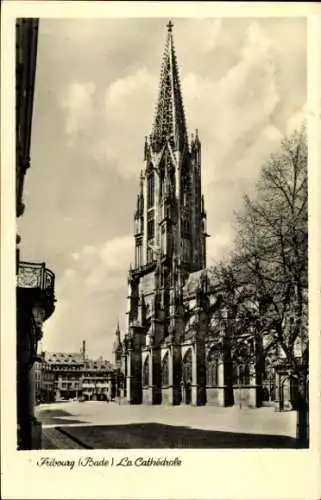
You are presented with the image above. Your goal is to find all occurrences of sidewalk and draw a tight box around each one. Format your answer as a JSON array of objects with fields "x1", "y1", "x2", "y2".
[{"x1": 41, "y1": 427, "x2": 85, "y2": 449}]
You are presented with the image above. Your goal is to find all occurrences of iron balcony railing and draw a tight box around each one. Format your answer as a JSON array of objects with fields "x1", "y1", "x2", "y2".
[
  {"x1": 132, "y1": 260, "x2": 157, "y2": 276},
  {"x1": 17, "y1": 261, "x2": 55, "y2": 291}
]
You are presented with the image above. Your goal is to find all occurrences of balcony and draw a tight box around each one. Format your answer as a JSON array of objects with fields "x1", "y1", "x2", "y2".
[
  {"x1": 17, "y1": 260, "x2": 55, "y2": 321},
  {"x1": 132, "y1": 260, "x2": 157, "y2": 278},
  {"x1": 17, "y1": 261, "x2": 54, "y2": 290}
]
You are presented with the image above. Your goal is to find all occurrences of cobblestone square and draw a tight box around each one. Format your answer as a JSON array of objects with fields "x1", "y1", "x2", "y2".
[{"x1": 37, "y1": 401, "x2": 298, "y2": 449}]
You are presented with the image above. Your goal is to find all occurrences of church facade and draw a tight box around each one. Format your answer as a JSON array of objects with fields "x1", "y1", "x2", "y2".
[{"x1": 113, "y1": 22, "x2": 281, "y2": 408}]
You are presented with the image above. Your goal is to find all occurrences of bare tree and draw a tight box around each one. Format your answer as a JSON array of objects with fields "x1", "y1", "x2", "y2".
[{"x1": 211, "y1": 125, "x2": 308, "y2": 445}]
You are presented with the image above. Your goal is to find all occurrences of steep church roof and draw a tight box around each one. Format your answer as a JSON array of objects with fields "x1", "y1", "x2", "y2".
[
  {"x1": 151, "y1": 21, "x2": 188, "y2": 151},
  {"x1": 183, "y1": 268, "x2": 219, "y2": 298}
]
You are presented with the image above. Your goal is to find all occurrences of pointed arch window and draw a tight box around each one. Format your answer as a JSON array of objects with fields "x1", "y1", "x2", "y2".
[
  {"x1": 182, "y1": 349, "x2": 192, "y2": 383},
  {"x1": 135, "y1": 238, "x2": 143, "y2": 268},
  {"x1": 233, "y1": 363, "x2": 250, "y2": 385},
  {"x1": 147, "y1": 170, "x2": 155, "y2": 208},
  {"x1": 233, "y1": 344, "x2": 251, "y2": 385},
  {"x1": 206, "y1": 347, "x2": 220, "y2": 386},
  {"x1": 147, "y1": 219, "x2": 154, "y2": 241},
  {"x1": 143, "y1": 356, "x2": 149, "y2": 387},
  {"x1": 162, "y1": 352, "x2": 169, "y2": 386}
]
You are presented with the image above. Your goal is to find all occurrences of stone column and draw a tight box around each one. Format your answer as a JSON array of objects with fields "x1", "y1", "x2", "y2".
[
  {"x1": 217, "y1": 358, "x2": 226, "y2": 406},
  {"x1": 191, "y1": 345, "x2": 198, "y2": 405},
  {"x1": 126, "y1": 346, "x2": 142, "y2": 405},
  {"x1": 126, "y1": 349, "x2": 133, "y2": 403},
  {"x1": 143, "y1": 171, "x2": 148, "y2": 263},
  {"x1": 142, "y1": 350, "x2": 152, "y2": 404}
]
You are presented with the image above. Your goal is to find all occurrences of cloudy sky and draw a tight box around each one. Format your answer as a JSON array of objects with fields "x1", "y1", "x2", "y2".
[{"x1": 19, "y1": 17, "x2": 306, "y2": 361}]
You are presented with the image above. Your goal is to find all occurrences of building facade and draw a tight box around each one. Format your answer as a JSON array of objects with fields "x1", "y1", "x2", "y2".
[
  {"x1": 113, "y1": 22, "x2": 300, "y2": 409},
  {"x1": 16, "y1": 19, "x2": 56, "y2": 449},
  {"x1": 36, "y1": 342, "x2": 116, "y2": 403}
]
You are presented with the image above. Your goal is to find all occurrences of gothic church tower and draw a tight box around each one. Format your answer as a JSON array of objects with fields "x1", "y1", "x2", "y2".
[
  {"x1": 134, "y1": 20, "x2": 206, "y2": 279},
  {"x1": 119, "y1": 21, "x2": 208, "y2": 404}
]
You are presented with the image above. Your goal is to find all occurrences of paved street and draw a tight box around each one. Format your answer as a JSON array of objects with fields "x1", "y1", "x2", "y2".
[{"x1": 37, "y1": 401, "x2": 298, "y2": 449}]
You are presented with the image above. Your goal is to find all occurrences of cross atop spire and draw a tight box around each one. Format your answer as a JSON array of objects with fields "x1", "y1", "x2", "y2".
[
  {"x1": 151, "y1": 21, "x2": 188, "y2": 152},
  {"x1": 167, "y1": 20, "x2": 173, "y2": 32}
]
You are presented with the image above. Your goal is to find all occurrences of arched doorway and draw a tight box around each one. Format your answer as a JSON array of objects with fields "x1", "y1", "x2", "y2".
[{"x1": 181, "y1": 349, "x2": 193, "y2": 405}]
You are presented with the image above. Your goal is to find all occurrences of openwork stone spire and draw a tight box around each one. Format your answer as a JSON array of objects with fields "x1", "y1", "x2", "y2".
[{"x1": 152, "y1": 21, "x2": 188, "y2": 152}]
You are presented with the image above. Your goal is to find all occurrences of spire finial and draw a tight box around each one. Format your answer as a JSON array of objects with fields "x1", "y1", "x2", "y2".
[{"x1": 167, "y1": 20, "x2": 173, "y2": 32}]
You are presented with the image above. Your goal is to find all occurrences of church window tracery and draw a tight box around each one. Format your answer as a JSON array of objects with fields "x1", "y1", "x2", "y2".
[
  {"x1": 206, "y1": 347, "x2": 220, "y2": 386},
  {"x1": 233, "y1": 363, "x2": 250, "y2": 385}
]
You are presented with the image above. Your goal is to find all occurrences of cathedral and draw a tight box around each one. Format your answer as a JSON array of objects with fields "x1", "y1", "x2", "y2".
[{"x1": 113, "y1": 22, "x2": 279, "y2": 408}]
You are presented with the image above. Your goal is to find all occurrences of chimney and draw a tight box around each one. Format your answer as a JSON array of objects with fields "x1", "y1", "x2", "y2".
[{"x1": 82, "y1": 340, "x2": 86, "y2": 360}]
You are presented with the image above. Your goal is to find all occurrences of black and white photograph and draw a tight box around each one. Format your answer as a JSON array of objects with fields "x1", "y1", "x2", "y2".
[
  {"x1": 2, "y1": 2, "x2": 321, "y2": 500},
  {"x1": 15, "y1": 14, "x2": 309, "y2": 449}
]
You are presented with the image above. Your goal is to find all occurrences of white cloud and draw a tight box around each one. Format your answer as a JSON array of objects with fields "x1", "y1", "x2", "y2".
[
  {"x1": 182, "y1": 21, "x2": 281, "y2": 217},
  {"x1": 241, "y1": 22, "x2": 274, "y2": 61},
  {"x1": 64, "y1": 235, "x2": 133, "y2": 295},
  {"x1": 100, "y1": 235, "x2": 133, "y2": 271},
  {"x1": 41, "y1": 235, "x2": 133, "y2": 357},
  {"x1": 286, "y1": 103, "x2": 308, "y2": 135},
  {"x1": 180, "y1": 18, "x2": 222, "y2": 53},
  {"x1": 84, "y1": 235, "x2": 133, "y2": 292},
  {"x1": 184, "y1": 23, "x2": 283, "y2": 264},
  {"x1": 92, "y1": 69, "x2": 157, "y2": 178},
  {"x1": 55, "y1": 268, "x2": 77, "y2": 294},
  {"x1": 206, "y1": 223, "x2": 235, "y2": 265},
  {"x1": 105, "y1": 68, "x2": 154, "y2": 107},
  {"x1": 60, "y1": 81, "x2": 96, "y2": 141}
]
